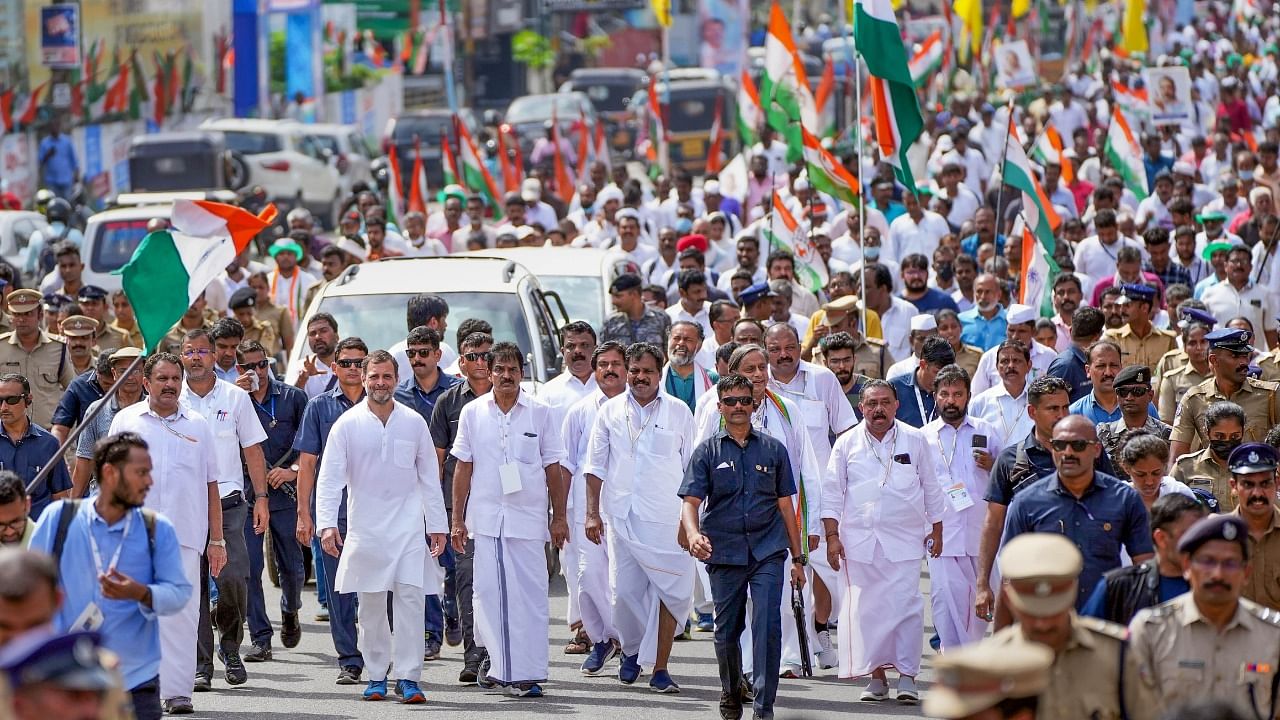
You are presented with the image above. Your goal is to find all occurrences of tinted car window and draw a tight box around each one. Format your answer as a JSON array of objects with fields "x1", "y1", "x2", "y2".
[
  {"x1": 222, "y1": 131, "x2": 282, "y2": 155},
  {"x1": 316, "y1": 291, "x2": 532, "y2": 356},
  {"x1": 90, "y1": 219, "x2": 151, "y2": 273},
  {"x1": 392, "y1": 117, "x2": 453, "y2": 147}
]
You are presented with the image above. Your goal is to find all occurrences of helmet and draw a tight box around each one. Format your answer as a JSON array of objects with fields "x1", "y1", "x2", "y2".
[
  {"x1": 44, "y1": 197, "x2": 72, "y2": 223},
  {"x1": 34, "y1": 189, "x2": 54, "y2": 211}
]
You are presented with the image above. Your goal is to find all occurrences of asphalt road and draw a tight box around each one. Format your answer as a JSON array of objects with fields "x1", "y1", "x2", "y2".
[{"x1": 197, "y1": 569, "x2": 938, "y2": 719}]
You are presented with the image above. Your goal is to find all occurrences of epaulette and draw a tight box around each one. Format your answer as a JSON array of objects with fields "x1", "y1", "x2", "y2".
[
  {"x1": 1078, "y1": 614, "x2": 1130, "y2": 641},
  {"x1": 1243, "y1": 598, "x2": 1280, "y2": 628},
  {"x1": 864, "y1": 337, "x2": 886, "y2": 347},
  {"x1": 1245, "y1": 377, "x2": 1280, "y2": 391},
  {"x1": 1136, "y1": 601, "x2": 1179, "y2": 623}
]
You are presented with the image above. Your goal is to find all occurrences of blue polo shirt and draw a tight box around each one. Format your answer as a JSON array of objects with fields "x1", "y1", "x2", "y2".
[
  {"x1": 959, "y1": 305, "x2": 1007, "y2": 351},
  {"x1": 960, "y1": 232, "x2": 1008, "y2": 258},
  {"x1": 51, "y1": 369, "x2": 106, "y2": 429},
  {"x1": 395, "y1": 371, "x2": 461, "y2": 423},
  {"x1": 1046, "y1": 345, "x2": 1092, "y2": 403},
  {"x1": 1002, "y1": 471, "x2": 1153, "y2": 609},
  {"x1": 1069, "y1": 392, "x2": 1159, "y2": 425},
  {"x1": 906, "y1": 287, "x2": 960, "y2": 313},
  {"x1": 249, "y1": 380, "x2": 309, "y2": 512},
  {"x1": 889, "y1": 370, "x2": 935, "y2": 428},
  {"x1": 1, "y1": 421, "x2": 72, "y2": 521},
  {"x1": 293, "y1": 387, "x2": 364, "y2": 519},
  {"x1": 679, "y1": 428, "x2": 796, "y2": 566},
  {"x1": 38, "y1": 133, "x2": 78, "y2": 186}
]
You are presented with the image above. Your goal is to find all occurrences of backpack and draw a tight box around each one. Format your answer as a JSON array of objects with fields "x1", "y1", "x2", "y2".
[{"x1": 51, "y1": 500, "x2": 157, "y2": 577}]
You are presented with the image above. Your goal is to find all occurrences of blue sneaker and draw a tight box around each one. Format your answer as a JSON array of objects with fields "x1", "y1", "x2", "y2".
[
  {"x1": 649, "y1": 670, "x2": 680, "y2": 693},
  {"x1": 396, "y1": 679, "x2": 425, "y2": 704},
  {"x1": 618, "y1": 653, "x2": 641, "y2": 685},
  {"x1": 696, "y1": 612, "x2": 714, "y2": 632},
  {"x1": 362, "y1": 679, "x2": 387, "y2": 701},
  {"x1": 580, "y1": 640, "x2": 619, "y2": 676},
  {"x1": 506, "y1": 682, "x2": 544, "y2": 698}
]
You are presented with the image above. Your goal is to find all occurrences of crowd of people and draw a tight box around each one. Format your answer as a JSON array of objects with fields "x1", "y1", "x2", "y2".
[{"x1": 8, "y1": 15, "x2": 1280, "y2": 720}]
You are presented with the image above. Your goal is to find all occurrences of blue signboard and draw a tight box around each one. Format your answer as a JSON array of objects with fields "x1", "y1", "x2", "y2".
[{"x1": 40, "y1": 4, "x2": 81, "y2": 68}]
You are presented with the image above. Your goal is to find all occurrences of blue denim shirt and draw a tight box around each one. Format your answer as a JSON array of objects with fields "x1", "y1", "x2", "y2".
[
  {"x1": 2, "y1": 421, "x2": 72, "y2": 521},
  {"x1": 679, "y1": 428, "x2": 796, "y2": 566},
  {"x1": 890, "y1": 370, "x2": 935, "y2": 428},
  {"x1": 293, "y1": 387, "x2": 363, "y2": 518},
  {"x1": 1002, "y1": 471, "x2": 1154, "y2": 609},
  {"x1": 51, "y1": 369, "x2": 105, "y2": 429},
  {"x1": 249, "y1": 380, "x2": 309, "y2": 511},
  {"x1": 1069, "y1": 392, "x2": 1159, "y2": 425},
  {"x1": 959, "y1": 306, "x2": 1007, "y2": 351},
  {"x1": 394, "y1": 372, "x2": 460, "y2": 423}
]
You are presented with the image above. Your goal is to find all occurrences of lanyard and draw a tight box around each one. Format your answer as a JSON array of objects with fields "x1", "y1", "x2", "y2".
[
  {"x1": 270, "y1": 269, "x2": 300, "y2": 321},
  {"x1": 158, "y1": 415, "x2": 198, "y2": 443},
  {"x1": 87, "y1": 509, "x2": 133, "y2": 578},
  {"x1": 865, "y1": 425, "x2": 898, "y2": 487},
  {"x1": 252, "y1": 393, "x2": 277, "y2": 428},
  {"x1": 994, "y1": 393, "x2": 1018, "y2": 440},
  {"x1": 912, "y1": 383, "x2": 933, "y2": 424},
  {"x1": 938, "y1": 424, "x2": 962, "y2": 479},
  {"x1": 626, "y1": 395, "x2": 659, "y2": 449}
]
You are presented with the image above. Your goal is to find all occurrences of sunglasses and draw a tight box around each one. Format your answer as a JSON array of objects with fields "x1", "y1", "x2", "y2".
[
  {"x1": 1050, "y1": 439, "x2": 1097, "y2": 452},
  {"x1": 462, "y1": 351, "x2": 494, "y2": 364},
  {"x1": 0, "y1": 395, "x2": 26, "y2": 406},
  {"x1": 720, "y1": 396, "x2": 754, "y2": 407},
  {"x1": 335, "y1": 358, "x2": 364, "y2": 368},
  {"x1": 405, "y1": 348, "x2": 437, "y2": 358},
  {"x1": 1115, "y1": 386, "x2": 1149, "y2": 398},
  {"x1": 237, "y1": 359, "x2": 270, "y2": 370}
]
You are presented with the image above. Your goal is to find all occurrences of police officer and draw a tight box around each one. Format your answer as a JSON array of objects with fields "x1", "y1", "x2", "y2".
[
  {"x1": 811, "y1": 295, "x2": 889, "y2": 376},
  {"x1": 1129, "y1": 513, "x2": 1280, "y2": 720},
  {"x1": 1156, "y1": 307, "x2": 1215, "y2": 424},
  {"x1": 679, "y1": 373, "x2": 805, "y2": 720},
  {"x1": 1227, "y1": 443, "x2": 1280, "y2": 610},
  {"x1": 923, "y1": 641, "x2": 1054, "y2": 720},
  {"x1": 987, "y1": 533, "x2": 1144, "y2": 720},
  {"x1": 1097, "y1": 365, "x2": 1171, "y2": 481},
  {"x1": 1170, "y1": 328, "x2": 1279, "y2": 460},
  {"x1": 1, "y1": 630, "x2": 128, "y2": 720},
  {"x1": 228, "y1": 287, "x2": 280, "y2": 359},
  {"x1": 1172, "y1": 401, "x2": 1246, "y2": 510},
  {"x1": 1152, "y1": 305, "x2": 1215, "y2": 382},
  {"x1": 1104, "y1": 284, "x2": 1177, "y2": 374},
  {"x1": 0, "y1": 288, "x2": 73, "y2": 428},
  {"x1": 59, "y1": 314, "x2": 99, "y2": 376},
  {"x1": 76, "y1": 285, "x2": 128, "y2": 354}
]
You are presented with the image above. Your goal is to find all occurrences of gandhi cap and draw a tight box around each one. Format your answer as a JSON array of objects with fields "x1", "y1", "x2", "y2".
[
  {"x1": 998, "y1": 533, "x2": 1082, "y2": 617},
  {"x1": 923, "y1": 641, "x2": 1054, "y2": 718},
  {"x1": 1228, "y1": 442, "x2": 1279, "y2": 474},
  {"x1": 1178, "y1": 514, "x2": 1249, "y2": 557},
  {"x1": 1006, "y1": 304, "x2": 1037, "y2": 325},
  {"x1": 910, "y1": 313, "x2": 938, "y2": 332}
]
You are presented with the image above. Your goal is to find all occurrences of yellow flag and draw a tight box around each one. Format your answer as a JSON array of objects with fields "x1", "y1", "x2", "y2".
[
  {"x1": 1013, "y1": 0, "x2": 1030, "y2": 17},
  {"x1": 1121, "y1": 0, "x2": 1148, "y2": 53},
  {"x1": 953, "y1": 0, "x2": 983, "y2": 57},
  {"x1": 652, "y1": 0, "x2": 672, "y2": 27}
]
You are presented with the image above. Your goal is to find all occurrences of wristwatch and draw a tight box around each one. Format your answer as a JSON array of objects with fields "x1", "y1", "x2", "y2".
[
  {"x1": 290, "y1": 464, "x2": 300, "y2": 472},
  {"x1": 792, "y1": 556, "x2": 808, "y2": 566},
  {"x1": 255, "y1": 493, "x2": 269, "y2": 501},
  {"x1": 208, "y1": 539, "x2": 226, "y2": 548}
]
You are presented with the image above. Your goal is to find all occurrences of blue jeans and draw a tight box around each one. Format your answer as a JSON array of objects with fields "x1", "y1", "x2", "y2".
[
  {"x1": 319, "y1": 517, "x2": 362, "y2": 669},
  {"x1": 312, "y1": 538, "x2": 328, "y2": 607},
  {"x1": 424, "y1": 542, "x2": 458, "y2": 636},
  {"x1": 708, "y1": 551, "x2": 786, "y2": 719},
  {"x1": 245, "y1": 505, "x2": 305, "y2": 645}
]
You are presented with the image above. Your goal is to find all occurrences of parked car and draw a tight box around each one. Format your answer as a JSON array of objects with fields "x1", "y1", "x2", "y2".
[
  {"x1": 559, "y1": 68, "x2": 648, "y2": 160},
  {"x1": 382, "y1": 108, "x2": 480, "y2": 190},
  {"x1": 502, "y1": 92, "x2": 598, "y2": 172},
  {"x1": 461, "y1": 247, "x2": 637, "y2": 330},
  {"x1": 300, "y1": 123, "x2": 376, "y2": 199},
  {"x1": 0, "y1": 211, "x2": 50, "y2": 277},
  {"x1": 198, "y1": 118, "x2": 343, "y2": 228},
  {"x1": 127, "y1": 131, "x2": 249, "y2": 195}
]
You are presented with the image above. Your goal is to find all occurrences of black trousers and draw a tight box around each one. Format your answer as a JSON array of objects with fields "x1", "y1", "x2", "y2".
[{"x1": 708, "y1": 551, "x2": 786, "y2": 719}]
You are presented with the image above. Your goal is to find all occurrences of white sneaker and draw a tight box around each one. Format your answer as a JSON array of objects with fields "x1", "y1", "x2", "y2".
[
  {"x1": 896, "y1": 675, "x2": 919, "y2": 704},
  {"x1": 779, "y1": 663, "x2": 802, "y2": 679},
  {"x1": 815, "y1": 630, "x2": 837, "y2": 670},
  {"x1": 860, "y1": 678, "x2": 889, "y2": 701}
]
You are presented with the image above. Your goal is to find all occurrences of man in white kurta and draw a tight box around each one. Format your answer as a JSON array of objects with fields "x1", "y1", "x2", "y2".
[
  {"x1": 451, "y1": 343, "x2": 568, "y2": 697},
  {"x1": 967, "y1": 305, "x2": 1057, "y2": 396},
  {"x1": 823, "y1": 380, "x2": 945, "y2": 704},
  {"x1": 316, "y1": 352, "x2": 448, "y2": 703},
  {"x1": 560, "y1": 341, "x2": 628, "y2": 673},
  {"x1": 922, "y1": 367, "x2": 1003, "y2": 652},
  {"x1": 108, "y1": 353, "x2": 222, "y2": 712},
  {"x1": 584, "y1": 344, "x2": 696, "y2": 692},
  {"x1": 967, "y1": 342, "x2": 1034, "y2": 447}
]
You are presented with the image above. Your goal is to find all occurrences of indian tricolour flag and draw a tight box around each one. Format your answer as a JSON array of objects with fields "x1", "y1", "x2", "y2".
[
  {"x1": 856, "y1": 0, "x2": 924, "y2": 191},
  {"x1": 1104, "y1": 108, "x2": 1149, "y2": 201},
  {"x1": 908, "y1": 30, "x2": 944, "y2": 88},
  {"x1": 762, "y1": 190, "x2": 828, "y2": 292},
  {"x1": 737, "y1": 69, "x2": 764, "y2": 147},
  {"x1": 117, "y1": 200, "x2": 277, "y2": 353},
  {"x1": 458, "y1": 121, "x2": 504, "y2": 220},
  {"x1": 1031, "y1": 123, "x2": 1075, "y2": 184},
  {"x1": 759, "y1": 1, "x2": 818, "y2": 163},
  {"x1": 1000, "y1": 114, "x2": 1061, "y2": 252},
  {"x1": 1111, "y1": 81, "x2": 1149, "y2": 125},
  {"x1": 1015, "y1": 214, "x2": 1057, "y2": 313},
  {"x1": 802, "y1": 127, "x2": 860, "y2": 208}
]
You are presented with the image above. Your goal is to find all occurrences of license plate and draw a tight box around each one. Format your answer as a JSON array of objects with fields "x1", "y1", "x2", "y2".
[{"x1": 680, "y1": 138, "x2": 703, "y2": 157}]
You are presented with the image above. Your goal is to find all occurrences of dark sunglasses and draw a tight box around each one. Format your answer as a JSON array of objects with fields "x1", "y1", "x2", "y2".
[
  {"x1": 405, "y1": 348, "x2": 437, "y2": 358},
  {"x1": 0, "y1": 394, "x2": 26, "y2": 406},
  {"x1": 237, "y1": 359, "x2": 270, "y2": 370},
  {"x1": 1050, "y1": 439, "x2": 1096, "y2": 452},
  {"x1": 720, "y1": 396, "x2": 754, "y2": 407},
  {"x1": 463, "y1": 351, "x2": 493, "y2": 364},
  {"x1": 335, "y1": 358, "x2": 363, "y2": 368},
  {"x1": 1115, "y1": 386, "x2": 1149, "y2": 398}
]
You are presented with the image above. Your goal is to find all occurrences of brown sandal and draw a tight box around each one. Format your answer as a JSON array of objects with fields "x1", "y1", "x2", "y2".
[{"x1": 563, "y1": 631, "x2": 590, "y2": 654}]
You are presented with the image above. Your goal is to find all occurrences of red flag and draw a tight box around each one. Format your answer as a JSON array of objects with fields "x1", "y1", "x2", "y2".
[
  {"x1": 551, "y1": 112, "x2": 574, "y2": 204},
  {"x1": 0, "y1": 89, "x2": 13, "y2": 133},
  {"x1": 152, "y1": 57, "x2": 167, "y2": 126},
  {"x1": 705, "y1": 95, "x2": 726, "y2": 176},
  {"x1": 814, "y1": 56, "x2": 835, "y2": 112},
  {"x1": 17, "y1": 82, "x2": 47, "y2": 127},
  {"x1": 409, "y1": 138, "x2": 427, "y2": 214}
]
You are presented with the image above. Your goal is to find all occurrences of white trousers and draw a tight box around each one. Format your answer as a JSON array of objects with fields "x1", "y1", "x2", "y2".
[
  {"x1": 838, "y1": 541, "x2": 925, "y2": 678},
  {"x1": 160, "y1": 546, "x2": 201, "y2": 701},
  {"x1": 358, "y1": 584, "x2": 426, "y2": 682},
  {"x1": 928, "y1": 555, "x2": 987, "y2": 651},
  {"x1": 575, "y1": 520, "x2": 615, "y2": 643},
  {"x1": 473, "y1": 534, "x2": 549, "y2": 684},
  {"x1": 607, "y1": 514, "x2": 694, "y2": 668},
  {"x1": 563, "y1": 526, "x2": 582, "y2": 629}
]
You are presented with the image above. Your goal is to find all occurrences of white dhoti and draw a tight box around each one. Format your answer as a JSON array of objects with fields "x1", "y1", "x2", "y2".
[
  {"x1": 837, "y1": 541, "x2": 925, "y2": 678},
  {"x1": 358, "y1": 584, "x2": 426, "y2": 682},
  {"x1": 607, "y1": 514, "x2": 695, "y2": 668},
  {"x1": 780, "y1": 541, "x2": 844, "y2": 667},
  {"x1": 575, "y1": 520, "x2": 616, "y2": 643},
  {"x1": 928, "y1": 555, "x2": 987, "y2": 651},
  {"x1": 473, "y1": 534, "x2": 549, "y2": 684},
  {"x1": 563, "y1": 528, "x2": 582, "y2": 629},
  {"x1": 160, "y1": 546, "x2": 201, "y2": 701}
]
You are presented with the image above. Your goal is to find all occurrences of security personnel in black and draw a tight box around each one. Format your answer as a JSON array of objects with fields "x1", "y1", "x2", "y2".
[
  {"x1": 235, "y1": 339, "x2": 310, "y2": 662},
  {"x1": 679, "y1": 373, "x2": 806, "y2": 720},
  {"x1": 1081, "y1": 493, "x2": 1207, "y2": 625}
]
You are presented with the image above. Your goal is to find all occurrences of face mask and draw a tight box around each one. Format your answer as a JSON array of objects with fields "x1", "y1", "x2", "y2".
[
  {"x1": 935, "y1": 262, "x2": 955, "y2": 282},
  {"x1": 864, "y1": 246, "x2": 881, "y2": 261},
  {"x1": 1210, "y1": 438, "x2": 1242, "y2": 459},
  {"x1": 675, "y1": 218, "x2": 693, "y2": 233}
]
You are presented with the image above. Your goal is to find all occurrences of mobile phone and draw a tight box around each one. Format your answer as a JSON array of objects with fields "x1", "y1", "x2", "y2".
[{"x1": 973, "y1": 434, "x2": 987, "y2": 449}]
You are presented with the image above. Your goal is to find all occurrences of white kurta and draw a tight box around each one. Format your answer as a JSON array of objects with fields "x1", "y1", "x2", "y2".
[
  {"x1": 561, "y1": 390, "x2": 617, "y2": 644},
  {"x1": 969, "y1": 383, "x2": 1034, "y2": 449},
  {"x1": 543, "y1": 371, "x2": 599, "y2": 629},
  {"x1": 968, "y1": 340, "x2": 1056, "y2": 396},
  {"x1": 316, "y1": 399, "x2": 448, "y2": 593},
  {"x1": 769, "y1": 361, "x2": 858, "y2": 473}
]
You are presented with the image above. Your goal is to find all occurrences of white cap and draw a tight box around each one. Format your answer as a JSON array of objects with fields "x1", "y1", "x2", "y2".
[
  {"x1": 597, "y1": 185, "x2": 624, "y2": 205},
  {"x1": 936, "y1": 135, "x2": 955, "y2": 153},
  {"x1": 703, "y1": 179, "x2": 721, "y2": 195},
  {"x1": 515, "y1": 225, "x2": 538, "y2": 241},
  {"x1": 521, "y1": 178, "x2": 542, "y2": 202},
  {"x1": 1007, "y1": 303, "x2": 1037, "y2": 325},
  {"x1": 1173, "y1": 160, "x2": 1197, "y2": 176},
  {"x1": 615, "y1": 207, "x2": 640, "y2": 221},
  {"x1": 911, "y1": 313, "x2": 938, "y2": 332}
]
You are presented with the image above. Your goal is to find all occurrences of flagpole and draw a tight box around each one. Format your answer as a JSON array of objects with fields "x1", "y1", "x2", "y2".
[
  {"x1": 993, "y1": 99, "x2": 1016, "y2": 245},
  {"x1": 854, "y1": 48, "x2": 868, "y2": 338}
]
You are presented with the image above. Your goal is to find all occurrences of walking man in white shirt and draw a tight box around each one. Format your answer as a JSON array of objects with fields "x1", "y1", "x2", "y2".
[
  {"x1": 317, "y1": 349, "x2": 449, "y2": 704},
  {"x1": 923, "y1": 366, "x2": 1002, "y2": 651},
  {"x1": 823, "y1": 379, "x2": 945, "y2": 704},
  {"x1": 108, "y1": 352, "x2": 223, "y2": 715},
  {"x1": 584, "y1": 342, "x2": 696, "y2": 693},
  {"x1": 968, "y1": 340, "x2": 1035, "y2": 446},
  {"x1": 451, "y1": 341, "x2": 569, "y2": 697}
]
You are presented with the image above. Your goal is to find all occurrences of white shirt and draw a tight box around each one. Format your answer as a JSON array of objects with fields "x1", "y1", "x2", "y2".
[
  {"x1": 541, "y1": 371, "x2": 598, "y2": 422},
  {"x1": 178, "y1": 379, "x2": 267, "y2": 499},
  {"x1": 1201, "y1": 281, "x2": 1273, "y2": 351},
  {"x1": 401, "y1": 235, "x2": 449, "y2": 257},
  {"x1": 822, "y1": 421, "x2": 946, "y2": 563},
  {"x1": 525, "y1": 201, "x2": 559, "y2": 232},
  {"x1": 316, "y1": 399, "x2": 448, "y2": 592},
  {"x1": 667, "y1": 301, "x2": 713, "y2": 339},
  {"x1": 942, "y1": 185, "x2": 982, "y2": 228},
  {"x1": 769, "y1": 361, "x2": 858, "y2": 471},
  {"x1": 561, "y1": 390, "x2": 610, "y2": 518},
  {"x1": 969, "y1": 382, "x2": 1034, "y2": 448},
  {"x1": 285, "y1": 357, "x2": 336, "y2": 400},
  {"x1": 268, "y1": 267, "x2": 319, "y2": 323},
  {"x1": 885, "y1": 354, "x2": 918, "y2": 381},
  {"x1": 1136, "y1": 195, "x2": 1173, "y2": 230},
  {"x1": 875, "y1": 296, "x2": 918, "y2": 363},
  {"x1": 922, "y1": 415, "x2": 1003, "y2": 557},
  {"x1": 1073, "y1": 235, "x2": 1146, "y2": 280},
  {"x1": 969, "y1": 340, "x2": 1056, "y2": 396},
  {"x1": 886, "y1": 210, "x2": 949, "y2": 265},
  {"x1": 108, "y1": 401, "x2": 218, "y2": 551},
  {"x1": 451, "y1": 390, "x2": 566, "y2": 541},
  {"x1": 583, "y1": 391, "x2": 694, "y2": 523},
  {"x1": 452, "y1": 224, "x2": 497, "y2": 250}
]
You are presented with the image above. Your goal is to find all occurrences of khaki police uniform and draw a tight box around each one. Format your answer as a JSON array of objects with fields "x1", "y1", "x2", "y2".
[
  {"x1": 1234, "y1": 505, "x2": 1280, "y2": 611},
  {"x1": 1171, "y1": 376, "x2": 1280, "y2": 452},
  {"x1": 923, "y1": 641, "x2": 1054, "y2": 719},
  {"x1": 1105, "y1": 324, "x2": 1179, "y2": 375},
  {"x1": 108, "y1": 319, "x2": 144, "y2": 349},
  {"x1": 1156, "y1": 362, "x2": 1211, "y2": 425},
  {"x1": 0, "y1": 329, "x2": 75, "y2": 427},
  {"x1": 91, "y1": 322, "x2": 129, "y2": 354},
  {"x1": 244, "y1": 318, "x2": 281, "y2": 358},
  {"x1": 1152, "y1": 347, "x2": 1187, "y2": 387},
  {"x1": 850, "y1": 337, "x2": 890, "y2": 380},
  {"x1": 60, "y1": 315, "x2": 101, "y2": 376},
  {"x1": 1172, "y1": 448, "x2": 1234, "y2": 511},
  {"x1": 952, "y1": 343, "x2": 983, "y2": 380},
  {"x1": 1259, "y1": 349, "x2": 1280, "y2": 383},
  {"x1": 255, "y1": 303, "x2": 292, "y2": 351},
  {"x1": 157, "y1": 308, "x2": 221, "y2": 356},
  {"x1": 1129, "y1": 593, "x2": 1280, "y2": 720}
]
